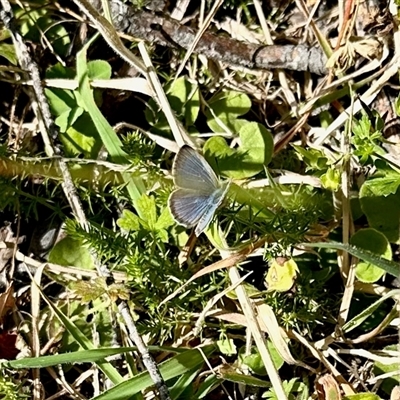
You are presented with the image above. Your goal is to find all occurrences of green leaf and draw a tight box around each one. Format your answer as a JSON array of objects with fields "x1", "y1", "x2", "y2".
[
  {"x1": 350, "y1": 228, "x2": 391, "y2": 283},
  {"x1": 45, "y1": 65, "x2": 88, "y2": 144},
  {"x1": 156, "y1": 228, "x2": 168, "y2": 243},
  {"x1": 320, "y1": 167, "x2": 340, "y2": 191},
  {"x1": 18, "y1": 8, "x2": 43, "y2": 37},
  {"x1": 76, "y1": 50, "x2": 126, "y2": 161},
  {"x1": 293, "y1": 145, "x2": 329, "y2": 171},
  {"x1": 226, "y1": 183, "x2": 275, "y2": 220},
  {"x1": 46, "y1": 63, "x2": 76, "y2": 79},
  {"x1": 1, "y1": 347, "x2": 145, "y2": 369},
  {"x1": 239, "y1": 342, "x2": 284, "y2": 376},
  {"x1": 136, "y1": 195, "x2": 157, "y2": 229},
  {"x1": 169, "y1": 368, "x2": 197, "y2": 399},
  {"x1": 138, "y1": 196, "x2": 174, "y2": 242},
  {"x1": 342, "y1": 290, "x2": 399, "y2": 333},
  {"x1": 266, "y1": 258, "x2": 299, "y2": 292},
  {"x1": 204, "y1": 122, "x2": 273, "y2": 179},
  {"x1": 302, "y1": 241, "x2": 400, "y2": 278},
  {"x1": 48, "y1": 237, "x2": 94, "y2": 269},
  {"x1": 76, "y1": 35, "x2": 146, "y2": 215},
  {"x1": 55, "y1": 107, "x2": 84, "y2": 133},
  {"x1": 87, "y1": 60, "x2": 112, "y2": 80},
  {"x1": 18, "y1": 8, "x2": 71, "y2": 56},
  {"x1": 396, "y1": 94, "x2": 400, "y2": 116},
  {"x1": 154, "y1": 207, "x2": 174, "y2": 231},
  {"x1": 60, "y1": 113, "x2": 101, "y2": 157},
  {"x1": 91, "y1": 346, "x2": 215, "y2": 400},
  {"x1": 194, "y1": 374, "x2": 223, "y2": 399},
  {"x1": 352, "y1": 113, "x2": 384, "y2": 163},
  {"x1": 206, "y1": 91, "x2": 251, "y2": 133},
  {"x1": 118, "y1": 199, "x2": 174, "y2": 241},
  {"x1": 40, "y1": 291, "x2": 123, "y2": 384},
  {"x1": 360, "y1": 178, "x2": 400, "y2": 243},
  {"x1": 0, "y1": 28, "x2": 11, "y2": 42},
  {"x1": 220, "y1": 369, "x2": 271, "y2": 388},
  {"x1": 45, "y1": 87, "x2": 77, "y2": 117},
  {"x1": 343, "y1": 394, "x2": 382, "y2": 400},
  {"x1": 368, "y1": 176, "x2": 400, "y2": 196},
  {"x1": 373, "y1": 344, "x2": 400, "y2": 396},
  {"x1": 55, "y1": 110, "x2": 72, "y2": 133},
  {"x1": 145, "y1": 77, "x2": 199, "y2": 130},
  {"x1": 117, "y1": 209, "x2": 141, "y2": 231},
  {"x1": 262, "y1": 378, "x2": 307, "y2": 400},
  {"x1": 0, "y1": 43, "x2": 17, "y2": 65},
  {"x1": 45, "y1": 21, "x2": 71, "y2": 57},
  {"x1": 167, "y1": 76, "x2": 200, "y2": 126},
  {"x1": 361, "y1": 167, "x2": 400, "y2": 196},
  {"x1": 217, "y1": 338, "x2": 237, "y2": 355},
  {"x1": 225, "y1": 282, "x2": 262, "y2": 300}
]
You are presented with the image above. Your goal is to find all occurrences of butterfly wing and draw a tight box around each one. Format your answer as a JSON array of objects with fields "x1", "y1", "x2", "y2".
[
  {"x1": 172, "y1": 145, "x2": 219, "y2": 191},
  {"x1": 194, "y1": 183, "x2": 230, "y2": 236},
  {"x1": 169, "y1": 188, "x2": 216, "y2": 229},
  {"x1": 170, "y1": 146, "x2": 229, "y2": 236}
]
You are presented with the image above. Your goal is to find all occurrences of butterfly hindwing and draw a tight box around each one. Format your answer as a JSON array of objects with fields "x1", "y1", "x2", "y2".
[
  {"x1": 194, "y1": 184, "x2": 229, "y2": 236},
  {"x1": 169, "y1": 189, "x2": 216, "y2": 228}
]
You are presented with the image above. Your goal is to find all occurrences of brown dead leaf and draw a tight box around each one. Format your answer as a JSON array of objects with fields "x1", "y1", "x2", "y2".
[
  {"x1": 178, "y1": 232, "x2": 197, "y2": 265},
  {"x1": 0, "y1": 331, "x2": 19, "y2": 360},
  {"x1": 316, "y1": 374, "x2": 342, "y2": 400},
  {"x1": 217, "y1": 18, "x2": 262, "y2": 43},
  {"x1": 0, "y1": 284, "x2": 15, "y2": 323},
  {"x1": 327, "y1": 36, "x2": 383, "y2": 74},
  {"x1": 391, "y1": 386, "x2": 400, "y2": 400}
]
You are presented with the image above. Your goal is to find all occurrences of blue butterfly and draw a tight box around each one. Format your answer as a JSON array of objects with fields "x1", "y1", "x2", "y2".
[{"x1": 169, "y1": 145, "x2": 229, "y2": 236}]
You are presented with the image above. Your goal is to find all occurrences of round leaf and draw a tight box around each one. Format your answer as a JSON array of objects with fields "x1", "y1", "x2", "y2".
[
  {"x1": 204, "y1": 122, "x2": 273, "y2": 179},
  {"x1": 87, "y1": 60, "x2": 112, "y2": 80},
  {"x1": 239, "y1": 342, "x2": 284, "y2": 375},
  {"x1": 360, "y1": 180, "x2": 400, "y2": 243},
  {"x1": 266, "y1": 258, "x2": 299, "y2": 292},
  {"x1": 206, "y1": 91, "x2": 251, "y2": 133},
  {"x1": 49, "y1": 237, "x2": 94, "y2": 269},
  {"x1": 350, "y1": 228, "x2": 392, "y2": 283}
]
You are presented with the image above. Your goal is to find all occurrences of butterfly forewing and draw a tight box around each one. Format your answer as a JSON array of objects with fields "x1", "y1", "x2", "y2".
[{"x1": 172, "y1": 145, "x2": 219, "y2": 191}]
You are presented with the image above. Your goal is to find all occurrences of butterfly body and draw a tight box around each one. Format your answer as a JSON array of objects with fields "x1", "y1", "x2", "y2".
[{"x1": 169, "y1": 146, "x2": 229, "y2": 236}]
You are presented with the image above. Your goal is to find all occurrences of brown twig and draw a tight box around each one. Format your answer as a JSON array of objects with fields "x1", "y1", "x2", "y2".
[
  {"x1": 90, "y1": 0, "x2": 328, "y2": 75},
  {"x1": 335, "y1": 0, "x2": 356, "y2": 51}
]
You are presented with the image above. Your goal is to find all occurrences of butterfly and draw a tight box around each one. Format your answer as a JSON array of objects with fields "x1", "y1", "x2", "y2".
[{"x1": 168, "y1": 145, "x2": 229, "y2": 236}]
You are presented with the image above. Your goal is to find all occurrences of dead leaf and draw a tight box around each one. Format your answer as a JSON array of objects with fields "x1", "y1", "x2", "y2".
[
  {"x1": 316, "y1": 374, "x2": 342, "y2": 400},
  {"x1": 391, "y1": 386, "x2": 400, "y2": 400},
  {"x1": 0, "y1": 331, "x2": 19, "y2": 360},
  {"x1": 0, "y1": 284, "x2": 15, "y2": 323}
]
